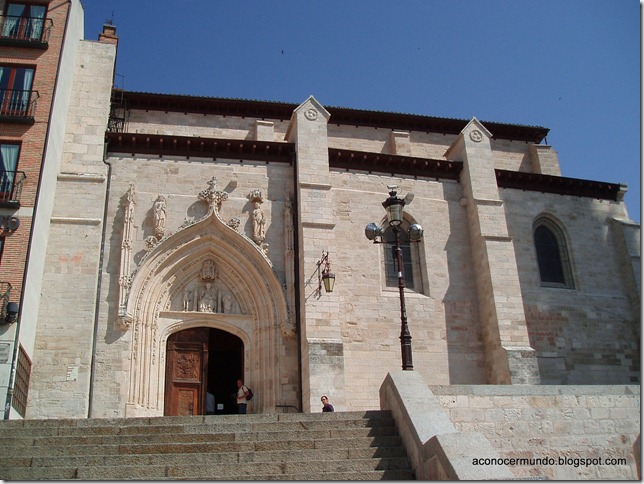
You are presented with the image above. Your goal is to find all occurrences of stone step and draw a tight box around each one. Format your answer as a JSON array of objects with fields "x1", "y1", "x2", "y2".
[
  {"x1": 0, "y1": 456, "x2": 411, "y2": 480},
  {"x1": 0, "y1": 445, "x2": 408, "y2": 468},
  {"x1": 0, "y1": 410, "x2": 413, "y2": 480},
  {"x1": 2, "y1": 424, "x2": 398, "y2": 447},
  {"x1": 0, "y1": 434, "x2": 404, "y2": 458},
  {"x1": 0, "y1": 415, "x2": 396, "y2": 438},
  {"x1": 0, "y1": 410, "x2": 392, "y2": 429},
  {"x1": 0, "y1": 467, "x2": 415, "y2": 481}
]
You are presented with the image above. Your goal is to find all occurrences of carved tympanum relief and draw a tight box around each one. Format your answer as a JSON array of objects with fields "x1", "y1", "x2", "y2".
[{"x1": 175, "y1": 259, "x2": 241, "y2": 314}]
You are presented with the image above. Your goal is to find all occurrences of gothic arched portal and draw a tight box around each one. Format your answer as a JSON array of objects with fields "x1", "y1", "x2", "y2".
[{"x1": 121, "y1": 207, "x2": 292, "y2": 417}]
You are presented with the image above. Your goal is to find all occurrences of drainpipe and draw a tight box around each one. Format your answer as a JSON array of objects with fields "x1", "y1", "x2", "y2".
[
  {"x1": 87, "y1": 141, "x2": 112, "y2": 418},
  {"x1": 291, "y1": 149, "x2": 303, "y2": 413}
]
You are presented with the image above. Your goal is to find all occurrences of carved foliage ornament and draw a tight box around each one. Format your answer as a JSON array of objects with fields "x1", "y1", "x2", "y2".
[{"x1": 199, "y1": 176, "x2": 228, "y2": 214}]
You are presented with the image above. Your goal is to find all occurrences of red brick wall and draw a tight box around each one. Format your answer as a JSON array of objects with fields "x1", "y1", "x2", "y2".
[{"x1": 0, "y1": 0, "x2": 71, "y2": 303}]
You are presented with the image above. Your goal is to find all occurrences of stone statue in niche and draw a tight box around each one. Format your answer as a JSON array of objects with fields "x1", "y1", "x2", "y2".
[
  {"x1": 247, "y1": 189, "x2": 266, "y2": 245},
  {"x1": 182, "y1": 288, "x2": 193, "y2": 311},
  {"x1": 252, "y1": 201, "x2": 266, "y2": 243},
  {"x1": 153, "y1": 195, "x2": 167, "y2": 239},
  {"x1": 198, "y1": 282, "x2": 217, "y2": 312},
  {"x1": 221, "y1": 291, "x2": 234, "y2": 313}
]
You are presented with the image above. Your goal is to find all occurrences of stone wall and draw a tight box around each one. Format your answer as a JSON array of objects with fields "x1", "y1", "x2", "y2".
[
  {"x1": 28, "y1": 71, "x2": 639, "y2": 418},
  {"x1": 27, "y1": 36, "x2": 116, "y2": 418},
  {"x1": 502, "y1": 186, "x2": 640, "y2": 384},
  {"x1": 431, "y1": 384, "x2": 640, "y2": 479}
]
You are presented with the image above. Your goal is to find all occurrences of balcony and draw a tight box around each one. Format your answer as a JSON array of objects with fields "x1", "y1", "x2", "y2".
[
  {"x1": 0, "y1": 282, "x2": 11, "y2": 319},
  {"x1": 0, "y1": 15, "x2": 52, "y2": 48},
  {"x1": 0, "y1": 89, "x2": 39, "y2": 123},
  {"x1": 108, "y1": 88, "x2": 128, "y2": 133},
  {"x1": 0, "y1": 171, "x2": 25, "y2": 208}
]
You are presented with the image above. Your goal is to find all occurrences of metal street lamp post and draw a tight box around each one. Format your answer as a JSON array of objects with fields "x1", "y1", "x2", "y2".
[{"x1": 365, "y1": 186, "x2": 423, "y2": 371}]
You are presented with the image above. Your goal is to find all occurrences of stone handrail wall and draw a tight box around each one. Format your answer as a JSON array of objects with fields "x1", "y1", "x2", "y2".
[
  {"x1": 430, "y1": 384, "x2": 639, "y2": 479},
  {"x1": 379, "y1": 371, "x2": 514, "y2": 480},
  {"x1": 380, "y1": 373, "x2": 640, "y2": 480}
]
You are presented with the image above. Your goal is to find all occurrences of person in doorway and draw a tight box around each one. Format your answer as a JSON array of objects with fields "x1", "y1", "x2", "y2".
[
  {"x1": 206, "y1": 391, "x2": 215, "y2": 415},
  {"x1": 236, "y1": 379, "x2": 250, "y2": 414},
  {"x1": 321, "y1": 395, "x2": 334, "y2": 412}
]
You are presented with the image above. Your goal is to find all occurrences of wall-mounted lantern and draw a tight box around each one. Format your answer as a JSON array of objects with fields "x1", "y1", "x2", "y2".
[{"x1": 317, "y1": 251, "x2": 335, "y2": 294}]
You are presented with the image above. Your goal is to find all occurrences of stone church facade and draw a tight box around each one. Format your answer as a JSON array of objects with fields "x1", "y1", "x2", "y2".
[{"x1": 5, "y1": 7, "x2": 640, "y2": 419}]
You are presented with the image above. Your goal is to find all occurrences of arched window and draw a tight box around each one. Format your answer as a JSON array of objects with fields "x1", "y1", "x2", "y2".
[
  {"x1": 533, "y1": 217, "x2": 573, "y2": 288},
  {"x1": 381, "y1": 220, "x2": 423, "y2": 292}
]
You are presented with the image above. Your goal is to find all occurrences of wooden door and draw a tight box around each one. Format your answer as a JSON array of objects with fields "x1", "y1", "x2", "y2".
[{"x1": 164, "y1": 328, "x2": 209, "y2": 416}]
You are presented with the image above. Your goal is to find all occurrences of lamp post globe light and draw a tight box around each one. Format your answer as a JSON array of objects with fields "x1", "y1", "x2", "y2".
[{"x1": 365, "y1": 186, "x2": 423, "y2": 371}]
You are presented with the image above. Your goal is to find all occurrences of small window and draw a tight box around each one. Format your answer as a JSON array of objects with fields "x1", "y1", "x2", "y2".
[
  {"x1": 533, "y1": 217, "x2": 573, "y2": 288},
  {"x1": 0, "y1": 65, "x2": 35, "y2": 116},
  {"x1": 2, "y1": 3, "x2": 47, "y2": 41},
  {"x1": 0, "y1": 143, "x2": 19, "y2": 197}
]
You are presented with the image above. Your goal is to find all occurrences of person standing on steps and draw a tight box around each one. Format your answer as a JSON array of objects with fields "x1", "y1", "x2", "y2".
[
  {"x1": 236, "y1": 379, "x2": 250, "y2": 414},
  {"x1": 321, "y1": 395, "x2": 334, "y2": 412}
]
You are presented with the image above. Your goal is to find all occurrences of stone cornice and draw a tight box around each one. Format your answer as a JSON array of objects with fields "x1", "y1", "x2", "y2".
[
  {"x1": 329, "y1": 148, "x2": 463, "y2": 181},
  {"x1": 115, "y1": 90, "x2": 549, "y2": 143},
  {"x1": 104, "y1": 132, "x2": 621, "y2": 202},
  {"x1": 105, "y1": 132, "x2": 294, "y2": 163},
  {"x1": 495, "y1": 169, "x2": 621, "y2": 202}
]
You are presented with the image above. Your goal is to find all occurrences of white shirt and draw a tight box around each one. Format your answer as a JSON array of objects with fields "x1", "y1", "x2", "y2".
[{"x1": 237, "y1": 385, "x2": 248, "y2": 404}]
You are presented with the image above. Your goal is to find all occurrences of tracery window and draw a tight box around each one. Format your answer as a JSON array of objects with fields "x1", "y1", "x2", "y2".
[
  {"x1": 381, "y1": 219, "x2": 423, "y2": 292},
  {"x1": 533, "y1": 216, "x2": 574, "y2": 288}
]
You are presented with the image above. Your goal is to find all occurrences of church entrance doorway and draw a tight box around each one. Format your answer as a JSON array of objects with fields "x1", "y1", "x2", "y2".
[{"x1": 164, "y1": 327, "x2": 243, "y2": 416}]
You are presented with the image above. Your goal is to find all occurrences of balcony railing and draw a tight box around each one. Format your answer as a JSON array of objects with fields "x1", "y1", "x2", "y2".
[
  {"x1": 0, "y1": 15, "x2": 52, "y2": 47},
  {"x1": 0, "y1": 282, "x2": 11, "y2": 320},
  {"x1": 0, "y1": 89, "x2": 39, "y2": 122},
  {"x1": 108, "y1": 88, "x2": 128, "y2": 133},
  {"x1": 0, "y1": 171, "x2": 26, "y2": 207}
]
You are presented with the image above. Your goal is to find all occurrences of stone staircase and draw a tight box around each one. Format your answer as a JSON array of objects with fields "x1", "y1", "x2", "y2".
[{"x1": 0, "y1": 410, "x2": 414, "y2": 480}]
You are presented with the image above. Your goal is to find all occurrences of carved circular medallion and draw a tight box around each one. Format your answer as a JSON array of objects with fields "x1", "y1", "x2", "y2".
[
  {"x1": 304, "y1": 108, "x2": 318, "y2": 121},
  {"x1": 469, "y1": 129, "x2": 483, "y2": 143}
]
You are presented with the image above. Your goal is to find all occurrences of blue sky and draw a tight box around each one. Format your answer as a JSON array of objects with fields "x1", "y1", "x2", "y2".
[{"x1": 81, "y1": 0, "x2": 640, "y2": 222}]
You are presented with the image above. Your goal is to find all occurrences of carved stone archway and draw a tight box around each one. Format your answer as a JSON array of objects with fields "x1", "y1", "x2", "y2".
[{"x1": 121, "y1": 206, "x2": 290, "y2": 417}]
